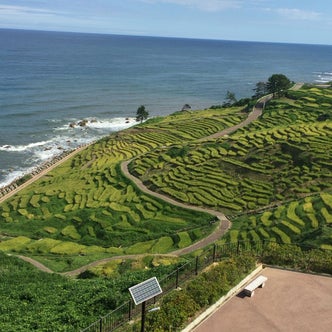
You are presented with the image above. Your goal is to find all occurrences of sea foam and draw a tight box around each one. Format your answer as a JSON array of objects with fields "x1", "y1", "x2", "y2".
[{"x1": 0, "y1": 117, "x2": 137, "y2": 189}]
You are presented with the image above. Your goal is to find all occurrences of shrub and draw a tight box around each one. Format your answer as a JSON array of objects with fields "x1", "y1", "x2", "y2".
[
  {"x1": 186, "y1": 275, "x2": 223, "y2": 307},
  {"x1": 262, "y1": 242, "x2": 303, "y2": 267},
  {"x1": 306, "y1": 249, "x2": 332, "y2": 274},
  {"x1": 145, "y1": 291, "x2": 199, "y2": 331},
  {"x1": 145, "y1": 254, "x2": 257, "y2": 331}
]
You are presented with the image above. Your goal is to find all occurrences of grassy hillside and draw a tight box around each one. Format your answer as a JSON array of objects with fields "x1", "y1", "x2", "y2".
[
  {"x1": 0, "y1": 106, "x2": 245, "y2": 270},
  {"x1": 0, "y1": 85, "x2": 331, "y2": 272},
  {"x1": 0, "y1": 252, "x2": 180, "y2": 331},
  {"x1": 0, "y1": 84, "x2": 331, "y2": 331},
  {"x1": 130, "y1": 85, "x2": 332, "y2": 248}
]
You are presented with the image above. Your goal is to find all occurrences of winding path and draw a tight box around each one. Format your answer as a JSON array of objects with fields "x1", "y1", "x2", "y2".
[
  {"x1": 9, "y1": 92, "x2": 281, "y2": 275},
  {"x1": 202, "y1": 93, "x2": 273, "y2": 141}
]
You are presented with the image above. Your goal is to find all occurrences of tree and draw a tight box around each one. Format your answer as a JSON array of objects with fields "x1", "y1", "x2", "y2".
[
  {"x1": 136, "y1": 105, "x2": 149, "y2": 123},
  {"x1": 223, "y1": 90, "x2": 237, "y2": 107},
  {"x1": 266, "y1": 74, "x2": 292, "y2": 98},
  {"x1": 253, "y1": 81, "x2": 268, "y2": 98}
]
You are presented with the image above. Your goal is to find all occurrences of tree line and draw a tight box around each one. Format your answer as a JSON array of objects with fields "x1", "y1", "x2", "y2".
[
  {"x1": 136, "y1": 74, "x2": 292, "y2": 120},
  {"x1": 253, "y1": 73, "x2": 292, "y2": 98}
]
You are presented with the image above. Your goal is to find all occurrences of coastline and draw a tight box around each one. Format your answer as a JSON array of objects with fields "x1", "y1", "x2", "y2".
[
  {"x1": 0, "y1": 117, "x2": 138, "y2": 201},
  {"x1": 0, "y1": 142, "x2": 93, "y2": 204}
]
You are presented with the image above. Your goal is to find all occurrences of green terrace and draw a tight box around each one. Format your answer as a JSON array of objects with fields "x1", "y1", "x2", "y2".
[
  {"x1": 221, "y1": 192, "x2": 332, "y2": 249},
  {"x1": 0, "y1": 85, "x2": 331, "y2": 271},
  {"x1": 130, "y1": 85, "x2": 332, "y2": 247},
  {"x1": 0, "y1": 105, "x2": 245, "y2": 270}
]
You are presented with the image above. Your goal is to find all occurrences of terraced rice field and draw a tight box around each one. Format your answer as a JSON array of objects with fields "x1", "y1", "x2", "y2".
[
  {"x1": 224, "y1": 192, "x2": 332, "y2": 248},
  {"x1": 130, "y1": 86, "x2": 332, "y2": 247},
  {"x1": 132, "y1": 87, "x2": 332, "y2": 212},
  {"x1": 0, "y1": 107, "x2": 243, "y2": 260},
  {"x1": 0, "y1": 85, "x2": 331, "y2": 261}
]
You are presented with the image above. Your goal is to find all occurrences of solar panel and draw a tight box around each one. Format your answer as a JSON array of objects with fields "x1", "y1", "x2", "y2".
[{"x1": 129, "y1": 277, "x2": 162, "y2": 305}]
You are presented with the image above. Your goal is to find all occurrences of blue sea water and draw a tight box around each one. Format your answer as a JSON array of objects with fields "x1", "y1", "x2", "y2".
[{"x1": 1, "y1": 28, "x2": 332, "y2": 188}]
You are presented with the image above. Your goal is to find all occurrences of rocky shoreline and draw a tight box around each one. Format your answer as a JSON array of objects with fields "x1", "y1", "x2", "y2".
[{"x1": 0, "y1": 144, "x2": 90, "y2": 200}]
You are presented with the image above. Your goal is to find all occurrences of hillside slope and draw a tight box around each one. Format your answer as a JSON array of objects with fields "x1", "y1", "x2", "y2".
[{"x1": 0, "y1": 85, "x2": 331, "y2": 272}]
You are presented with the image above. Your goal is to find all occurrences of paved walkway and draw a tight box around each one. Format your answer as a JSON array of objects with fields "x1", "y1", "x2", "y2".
[
  {"x1": 192, "y1": 267, "x2": 332, "y2": 332},
  {"x1": 202, "y1": 94, "x2": 273, "y2": 141}
]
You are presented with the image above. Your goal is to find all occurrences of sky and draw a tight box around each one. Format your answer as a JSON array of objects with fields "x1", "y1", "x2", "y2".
[{"x1": 0, "y1": 0, "x2": 331, "y2": 45}]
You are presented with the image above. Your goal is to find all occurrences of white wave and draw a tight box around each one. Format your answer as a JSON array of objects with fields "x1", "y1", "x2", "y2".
[
  {"x1": 0, "y1": 140, "x2": 53, "y2": 152},
  {"x1": 88, "y1": 117, "x2": 136, "y2": 130},
  {"x1": 0, "y1": 172, "x2": 23, "y2": 188},
  {"x1": 32, "y1": 137, "x2": 92, "y2": 161},
  {"x1": 313, "y1": 71, "x2": 332, "y2": 75},
  {"x1": 33, "y1": 147, "x2": 63, "y2": 161},
  {"x1": 0, "y1": 167, "x2": 35, "y2": 189},
  {"x1": 313, "y1": 70, "x2": 332, "y2": 83},
  {"x1": 0, "y1": 117, "x2": 138, "y2": 189},
  {"x1": 54, "y1": 117, "x2": 136, "y2": 132},
  {"x1": 315, "y1": 79, "x2": 331, "y2": 83}
]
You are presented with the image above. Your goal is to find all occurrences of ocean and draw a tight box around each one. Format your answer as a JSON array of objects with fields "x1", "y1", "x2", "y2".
[{"x1": 1, "y1": 28, "x2": 332, "y2": 188}]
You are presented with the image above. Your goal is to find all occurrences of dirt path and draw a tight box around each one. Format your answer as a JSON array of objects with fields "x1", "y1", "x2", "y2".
[
  {"x1": 120, "y1": 160, "x2": 231, "y2": 246},
  {"x1": 202, "y1": 94, "x2": 273, "y2": 141},
  {"x1": 7, "y1": 91, "x2": 285, "y2": 275},
  {"x1": 17, "y1": 255, "x2": 54, "y2": 273},
  {"x1": 291, "y1": 82, "x2": 304, "y2": 91}
]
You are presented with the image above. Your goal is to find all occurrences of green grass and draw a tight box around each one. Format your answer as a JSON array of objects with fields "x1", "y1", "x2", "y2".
[
  {"x1": 125, "y1": 240, "x2": 156, "y2": 254},
  {"x1": 151, "y1": 236, "x2": 174, "y2": 253},
  {"x1": 177, "y1": 231, "x2": 193, "y2": 249}
]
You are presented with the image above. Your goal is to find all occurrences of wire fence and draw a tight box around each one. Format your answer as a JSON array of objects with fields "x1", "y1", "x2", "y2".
[{"x1": 80, "y1": 239, "x2": 330, "y2": 332}]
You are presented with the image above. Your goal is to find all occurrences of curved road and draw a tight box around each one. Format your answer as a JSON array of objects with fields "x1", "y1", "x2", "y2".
[{"x1": 11, "y1": 93, "x2": 276, "y2": 276}]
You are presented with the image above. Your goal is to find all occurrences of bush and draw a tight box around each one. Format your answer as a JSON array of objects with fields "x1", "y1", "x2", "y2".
[
  {"x1": 186, "y1": 275, "x2": 221, "y2": 307},
  {"x1": 145, "y1": 291, "x2": 199, "y2": 331},
  {"x1": 261, "y1": 242, "x2": 332, "y2": 274},
  {"x1": 145, "y1": 254, "x2": 257, "y2": 331}
]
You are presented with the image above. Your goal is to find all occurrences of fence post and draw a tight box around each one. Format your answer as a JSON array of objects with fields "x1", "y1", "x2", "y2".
[
  {"x1": 176, "y1": 268, "x2": 179, "y2": 289},
  {"x1": 195, "y1": 256, "x2": 199, "y2": 275},
  {"x1": 99, "y1": 317, "x2": 103, "y2": 332},
  {"x1": 141, "y1": 301, "x2": 146, "y2": 332},
  {"x1": 128, "y1": 300, "x2": 132, "y2": 321},
  {"x1": 212, "y1": 244, "x2": 217, "y2": 262},
  {"x1": 237, "y1": 240, "x2": 240, "y2": 254}
]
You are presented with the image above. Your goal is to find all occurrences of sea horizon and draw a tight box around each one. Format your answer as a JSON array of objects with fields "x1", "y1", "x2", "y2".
[
  {"x1": 1, "y1": 28, "x2": 332, "y2": 188},
  {"x1": 2, "y1": 27, "x2": 332, "y2": 47}
]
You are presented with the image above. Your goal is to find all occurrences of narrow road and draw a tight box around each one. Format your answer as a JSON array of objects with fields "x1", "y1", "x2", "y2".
[
  {"x1": 202, "y1": 93, "x2": 273, "y2": 141},
  {"x1": 120, "y1": 160, "x2": 231, "y2": 253},
  {"x1": 17, "y1": 255, "x2": 54, "y2": 273},
  {"x1": 9, "y1": 90, "x2": 284, "y2": 275}
]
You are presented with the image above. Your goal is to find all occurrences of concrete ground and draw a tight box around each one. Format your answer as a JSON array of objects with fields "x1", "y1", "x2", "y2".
[{"x1": 193, "y1": 267, "x2": 332, "y2": 332}]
